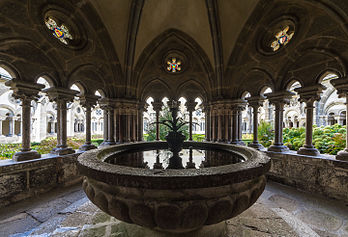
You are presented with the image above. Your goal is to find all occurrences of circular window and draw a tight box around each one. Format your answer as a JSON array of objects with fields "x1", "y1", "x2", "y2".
[
  {"x1": 163, "y1": 51, "x2": 187, "y2": 74},
  {"x1": 256, "y1": 16, "x2": 297, "y2": 56},
  {"x1": 45, "y1": 17, "x2": 73, "y2": 45}
]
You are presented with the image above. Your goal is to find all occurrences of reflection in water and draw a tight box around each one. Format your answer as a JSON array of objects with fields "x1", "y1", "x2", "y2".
[{"x1": 105, "y1": 148, "x2": 244, "y2": 169}]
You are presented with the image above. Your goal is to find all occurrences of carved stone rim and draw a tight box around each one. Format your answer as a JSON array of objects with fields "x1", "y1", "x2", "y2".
[{"x1": 77, "y1": 141, "x2": 271, "y2": 189}]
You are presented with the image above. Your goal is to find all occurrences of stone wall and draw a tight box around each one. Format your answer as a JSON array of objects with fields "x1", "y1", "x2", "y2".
[
  {"x1": 0, "y1": 153, "x2": 82, "y2": 207},
  {"x1": 266, "y1": 151, "x2": 348, "y2": 203}
]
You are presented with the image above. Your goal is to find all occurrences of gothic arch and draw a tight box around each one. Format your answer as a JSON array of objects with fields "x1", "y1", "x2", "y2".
[{"x1": 133, "y1": 29, "x2": 214, "y2": 100}]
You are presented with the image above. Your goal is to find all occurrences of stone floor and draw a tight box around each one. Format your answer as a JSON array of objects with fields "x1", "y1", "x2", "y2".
[{"x1": 0, "y1": 181, "x2": 347, "y2": 237}]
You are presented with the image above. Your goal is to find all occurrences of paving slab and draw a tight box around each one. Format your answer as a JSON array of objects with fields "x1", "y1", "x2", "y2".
[{"x1": 1, "y1": 181, "x2": 347, "y2": 237}]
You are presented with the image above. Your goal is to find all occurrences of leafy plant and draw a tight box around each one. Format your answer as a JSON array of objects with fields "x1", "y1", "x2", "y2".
[{"x1": 258, "y1": 120, "x2": 274, "y2": 147}]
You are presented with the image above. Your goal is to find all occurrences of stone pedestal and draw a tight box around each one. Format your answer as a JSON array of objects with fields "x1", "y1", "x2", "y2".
[
  {"x1": 336, "y1": 149, "x2": 348, "y2": 161},
  {"x1": 13, "y1": 150, "x2": 41, "y2": 162}
]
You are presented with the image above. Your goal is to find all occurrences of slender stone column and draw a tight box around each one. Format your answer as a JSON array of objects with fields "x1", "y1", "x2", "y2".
[
  {"x1": 211, "y1": 110, "x2": 216, "y2": 141},
  {"x1": 231, "y1": 108, "x2": 238, "y2": 144},
  {"x1": 79, "y1": 94, "x2": 99, "y2": 151},
  {"x1": 5, "y1": 79, "x2": 45, "y2": 161},
  {"x1": 107, "y1": 108, "x2": 115, "y2": 144},
  {"x1": 237, "y1": 108, "x2": 245, "y2": 145},
  {"x1": 295, "y1": 85, "x2": 325, "y2": 156},
  {"x1": 99, "y1": 98, "x2": 116, "y2": 147},
  {"x1": 44, "y1": 87, "x2": 78, "y2": 155},
  {"x1": 138, "y1": 103, "x2": 145, "y2": 141},
  {"x1": 152, "y1": 101, "x2": 163, "y2": 141},
  {"x1": 217, "y1": 109, "x2": 222, "y2": 141},
  {"x1": 330, "y1": 78, "x2": 348, "y2": 161},
  {"x1": 247, "y1": 96, "x2": 265, "y2": 150},
  {"x1": 0, "y1": 119, "x2": 2, "y2": 136},
  {"x1": 205, "y1": 106, "x2": 211, "y2": 141},
  {"x1": 132, "y1": 111, "x2": 137, "y2": 141},
  {"x1": 186, "y1": 101, "x2": 197, "y2": 141},
  {"x1": 266, "y1": 91, "x2": 293, "y2": 152},
  {"x1": 224, "y1": 109, "x2": 229, "y2": 142},
  {"x1": 230, "y1": 99, "x2": 246, "y2": 145},
  {"x1": 103, "y1": 109, "x2": 108, "y2": 142}
]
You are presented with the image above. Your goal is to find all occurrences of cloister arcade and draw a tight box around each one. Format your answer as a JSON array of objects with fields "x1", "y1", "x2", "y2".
[{"x1": 0, "y1": 2, "x2": 348, "y2": 234}]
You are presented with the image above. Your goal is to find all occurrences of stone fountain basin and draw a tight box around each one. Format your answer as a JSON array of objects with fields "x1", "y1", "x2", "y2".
[{"x1": 77, "y1": 141, "x2": 270, "y2": 234}]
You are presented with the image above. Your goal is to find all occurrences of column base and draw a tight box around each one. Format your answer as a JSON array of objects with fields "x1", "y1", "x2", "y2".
[
  {"x1": 99, "y1": 141, "x2": 116, "y2": 147},
  {"x1": 79, "y1": 143, "x2": 97, "y2": 152},
  {"x1": 153, "y1": 162, "x2": 163, "y2": 169},
  {"x1": 236, "y1": 140, "x2": 245, "y2": 146},
  {"x1": 268, "y1": 144, "x2": 289, "y2": 153},
  {"x1": 297, "y1": 146, "x2": 320, "y2": 156},
  {"x1": 51, "y1": 147, "x2": 75, "y2": 155},
  {"x1": 248, "y1": 142, "x2": 265, "y2": 151},
  {"x1": 13, "y1": 150, "x2": 41, "y2": 162},
  {"x1": 336, "y1": 149, "x2": 348, "y2": 161}
]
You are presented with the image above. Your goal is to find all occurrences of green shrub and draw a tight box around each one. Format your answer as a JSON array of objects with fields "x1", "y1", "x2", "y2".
[
  {"x1": 283, "y1": 125, "x2": 345, "y2": 155},
  {"x1": 258, "y1": 121, "x2": 274, "y2": 148},
  {"x1": 192, "y1": 134, "x2": 205, "y2": 142}
]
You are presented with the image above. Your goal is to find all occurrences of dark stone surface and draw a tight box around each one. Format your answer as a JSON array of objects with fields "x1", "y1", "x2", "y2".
[
  {"x1": 0, "y1": 172, "x2": 26, "y2": 199},
  {"x1": 267, "y1": 151, "x2": 348, "y2": 203},
  {"x1": 78, "y1": 141, "x2": 270, "y2": 190},
  {"x1": 29, "y1": 166, "x2": 57, "y2": 188},
  {"x1": 0, "y1": 153, "x2": 82, "y2": 208},
  {"x1": 78, "y1": 141, "x2": 269, "y2": 233}
]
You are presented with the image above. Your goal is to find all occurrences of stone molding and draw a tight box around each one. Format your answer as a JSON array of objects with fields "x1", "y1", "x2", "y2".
[
  {"x1": 44, "y1": 87, "x2": 78, "y2": 103},
  {"x1": 5, "y1": 78, "x2": 45, "y2": 101}
]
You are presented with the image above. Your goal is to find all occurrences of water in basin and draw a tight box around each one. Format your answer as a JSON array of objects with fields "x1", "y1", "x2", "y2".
[{"x1": 104, "y1": 148, "x2": 245, "y2": 169}]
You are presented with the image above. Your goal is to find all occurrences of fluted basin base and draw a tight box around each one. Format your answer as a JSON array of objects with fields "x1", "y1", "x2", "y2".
[
  {"x1": 78, "y1": 141, "x2": 270, "y2": 234},
  {"x1": 113, "y1": 221, "x2": 227, "y2": 237}
]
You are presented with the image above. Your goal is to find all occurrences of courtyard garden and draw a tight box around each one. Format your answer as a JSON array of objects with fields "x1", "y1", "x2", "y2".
[
  {"x1": 258, "y1": 122, "x2": 346, "y2": 155},
  {"x1": 0, "y1": 135, "x2": 104, "y2": 160}
]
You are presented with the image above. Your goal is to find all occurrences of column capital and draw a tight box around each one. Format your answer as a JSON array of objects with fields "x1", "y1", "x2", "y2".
[
  {"x1": 152, "y1": 101, "x2": 163, "y2": 112},
  {"x1": 99, "y1": 97, "x2": 116, "y2": 110},
  {"x1": 185, "y1": 101, "x2": 198, "y2": 112},
  {"x1": 265, "y1": 91, "x2": 294, "y2": 107},
  {"x1": 231, "y1": 99, "x2": 247, "y2": 111},
  {"x1": 5, "y1": 78, "x2": 44, "y2": 101},
  {"x1": 247, "y1": 95, "x2": 265, "y2": 108},
  {"x1": 330, "y1": 77, "x2": 348, "y2": 97},
  {"x1": 79, "y1": 94, "x2": 100, "y2": 109},
  {"x1": 294, "y1": 84, "x2": 326, "y2": 104},
  {"x1": 44, "y1": 87, "x2": 78, "y2": 103}
]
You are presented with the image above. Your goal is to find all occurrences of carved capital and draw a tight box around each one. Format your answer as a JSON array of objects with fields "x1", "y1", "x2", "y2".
[
  {"x1": 294, "y1": 84, "x2": 326, "y2": 105},
  {"x1": 5, "y1": 78, "x2": 44, "y2": 102},
  {"x1": 44, "y1": 87, "x2": 78, "y2": 103},
  {"x1": 247, "y1": 95, "x2": 265, "y2": 109},
  {"x1": 152, "y1": 101, "x2": 163, "y2": 112},
  {"x1": 265, "y1": 91, "x2": 294, "y2": 107},
  {"x1": 330, "y1": 77, "x2": 348, "y2": 97},
  {"x1": 79, "y1": 94, "x2": 100, "y2": 109}
]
